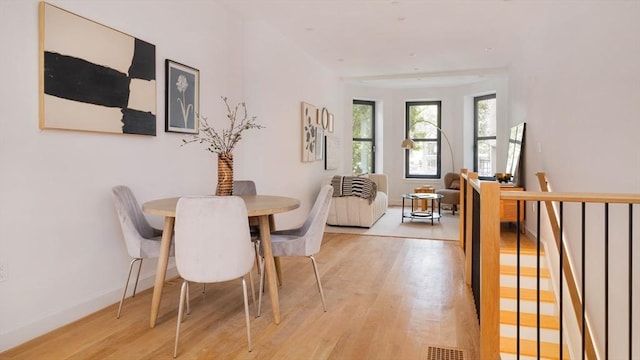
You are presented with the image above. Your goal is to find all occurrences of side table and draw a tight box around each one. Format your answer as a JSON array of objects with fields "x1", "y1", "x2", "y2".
[{"x1": 401, "y1": 193, "x2": 443, "y2": 225}]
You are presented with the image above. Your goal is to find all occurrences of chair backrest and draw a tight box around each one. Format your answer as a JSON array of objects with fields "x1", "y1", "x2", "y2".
[
  {"x1": 444, "y1": 172, "x2": 460, "y2": 189},
  {"x1": 112, "y1": 185, "x2": 157, "y2": 258},
  {"x1": 299, "y1": 185, "x2": 334, "y2": 255},
  {"x1": 174, "y1": 196, "x2": 255, "y2": 283},
  {"x1": 233, "y1": 180, "x2": 257, "y2": 195}
]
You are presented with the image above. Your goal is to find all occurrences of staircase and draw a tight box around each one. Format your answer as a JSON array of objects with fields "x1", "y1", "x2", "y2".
[{"x1": 499, "y1": 234, "x2": 569, "y2": 360}]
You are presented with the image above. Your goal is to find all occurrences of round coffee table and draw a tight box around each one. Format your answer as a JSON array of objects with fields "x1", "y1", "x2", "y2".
[{"x1": 401, "y1": 193, "x2": 444, "y2": 225}]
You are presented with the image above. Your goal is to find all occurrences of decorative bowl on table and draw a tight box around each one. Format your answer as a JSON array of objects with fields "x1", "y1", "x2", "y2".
[{"x1": 495, "y1": 172, "x2": 512, "y2": 183}]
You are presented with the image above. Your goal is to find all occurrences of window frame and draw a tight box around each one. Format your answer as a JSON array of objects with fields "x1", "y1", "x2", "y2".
[
  {"x1": 473, "y1": 94, "x2": 497, "y2": 180},
  {"x1": 352, "y1": 99, "x2": 376, "y2": 174},
  {"x1": 404, "y1": 100, "x2": 442, "y2": 179}
]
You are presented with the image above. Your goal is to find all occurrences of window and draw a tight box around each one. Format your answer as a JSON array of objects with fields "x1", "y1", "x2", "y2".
[
  {"x1": 474, "y1": 94, "x2": 497, "y2": 179},
  {"x1": 352, "y1": 100, "x2": 375, "y2": 174},
  {"x1": 405, "y1": 101, "x2": 442, "y2": 179}
]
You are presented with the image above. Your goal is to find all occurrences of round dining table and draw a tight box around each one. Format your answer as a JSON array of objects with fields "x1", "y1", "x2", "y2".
[{"x1": 142, "y1": 194, "x2": 300, "y2": 328}]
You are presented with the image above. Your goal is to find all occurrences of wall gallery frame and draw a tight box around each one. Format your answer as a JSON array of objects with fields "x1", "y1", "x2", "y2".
[
  {"x1": 39, "y1": 2, "x2": 157, "y2": 135},
  {"x1": 325, "y1": 136, "x2": 340, "y2": 170},
  {"x1": 301, "y1": 102, "x2": 318, "y2": 162},
  {"x1": 165, "y1": 60, "x2": 199, "y2": 134},
  {"x1": 301, "y1": 102, "x2": 334, "y2": 163}
]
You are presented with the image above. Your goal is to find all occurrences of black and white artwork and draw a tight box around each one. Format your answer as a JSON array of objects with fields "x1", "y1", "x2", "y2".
[
  {"x1": 39, "y1": 2, "x2": 157, "y2": 135},
  {"x1": 165, "y1": 60, "x2": 199, "y2": 134}
]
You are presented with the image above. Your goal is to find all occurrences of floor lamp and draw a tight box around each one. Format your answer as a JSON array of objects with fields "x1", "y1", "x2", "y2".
[{"x1": 401, "y1": 122, "x2": 455, "y2": 174}]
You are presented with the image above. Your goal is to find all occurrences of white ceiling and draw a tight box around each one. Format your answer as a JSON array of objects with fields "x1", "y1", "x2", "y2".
[{"x1": 215, "y1": 0, "x2": 571, "y2": 88}]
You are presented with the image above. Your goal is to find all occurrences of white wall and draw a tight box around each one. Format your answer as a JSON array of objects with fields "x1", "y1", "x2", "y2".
[
  {"x1": 0, "y1": 0, "x2": 341, "y2": 351},
  {"x1": 507, "y1": 3, "x2": 640, "y2": 358},
  {"x1": 237, "y1": 20, "x2": 344, "y2": 228}
]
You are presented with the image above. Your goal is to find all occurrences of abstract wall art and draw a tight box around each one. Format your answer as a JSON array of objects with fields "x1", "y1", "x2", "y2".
[
  {"x1": 301, "y1": 102, "x2": 318, "y2": 162},
  {"x1": 39, "y1": 2, "x2": 157, "y2": 135}
]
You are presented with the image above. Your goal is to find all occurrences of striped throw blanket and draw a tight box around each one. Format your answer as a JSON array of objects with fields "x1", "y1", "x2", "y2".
[{"x1": 330, "y1": 176, "x2": 377, "y2": 204}]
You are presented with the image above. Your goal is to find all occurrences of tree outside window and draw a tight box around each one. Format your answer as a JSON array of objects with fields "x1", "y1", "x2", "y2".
[
  {"x1": 352, "y1": 100, "x2": 375, "y2": 174},
  {"x1": 474, "y1": 94, "x2": 497, "y2": 179},
  {"x1": 405, "y1": 101, "x2": 442, "y2": 178}
]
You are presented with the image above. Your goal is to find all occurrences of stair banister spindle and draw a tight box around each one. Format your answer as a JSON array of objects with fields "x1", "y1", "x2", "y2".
[
  {"x1": 536, "y1": 201, "x2": 541, "y2": 359},
  {"x1": 516, "y1": 200, "x2": 521, "y2": 359},
  {"x1": 559, "y1": 201, "x2": 564, "y2": 360},
  {"x1": 581, "y1": 202, "x2": 586, "y2": 360},
  {"x1": 604, "y1": 203, "x2": 609, "y2": 360},
  {"x1": 629, "y1": 204, "x2": 633, "y2": 360}
]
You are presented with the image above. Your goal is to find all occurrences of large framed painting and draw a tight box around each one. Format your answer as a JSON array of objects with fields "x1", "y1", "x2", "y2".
[
  {"x1": 165, "y1": 60, "x2": 199, "y2": 134},
  {"x1": 39, "y1": 2, "x2": 157, "y2": 135}
]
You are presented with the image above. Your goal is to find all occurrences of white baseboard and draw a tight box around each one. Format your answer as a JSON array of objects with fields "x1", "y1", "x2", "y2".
[{"x1": 0, "y1": 266, "x2": 179, "y2": 352}]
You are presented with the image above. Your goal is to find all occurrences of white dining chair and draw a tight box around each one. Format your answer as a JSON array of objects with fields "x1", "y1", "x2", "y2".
[
  {"x1": 224, "y1": 180, "x2": 269, "y2": 278},
  {"x1": 173, "y1": 195, "x2": 255, "y2": 358},
  {"x1": 257, "y1": 185, "x2": 333, "y2": 316},
  {"x1": 111, "y1": 185, "x2": 174, "y2": 319}
]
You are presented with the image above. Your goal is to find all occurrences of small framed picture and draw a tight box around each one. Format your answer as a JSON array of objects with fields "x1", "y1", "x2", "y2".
[{"x1": 165, "y1": 60, "x2": 199, "y2": 133}]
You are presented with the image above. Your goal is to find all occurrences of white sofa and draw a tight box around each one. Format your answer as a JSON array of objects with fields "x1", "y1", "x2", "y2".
[{"x1": 322, "y1": 173, "x2": 388, "y2": 228}]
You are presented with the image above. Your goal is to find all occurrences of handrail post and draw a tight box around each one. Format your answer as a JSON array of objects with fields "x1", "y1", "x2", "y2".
[
  {"x1": 459, "y1": 168, "x2": 468, "y2": 251},
  {"x1": 480, "y1": 180, "x2": 501, "y2": 359},
  {"x1": 464, "y1": 172, "x2": 478, "y2": 286}
]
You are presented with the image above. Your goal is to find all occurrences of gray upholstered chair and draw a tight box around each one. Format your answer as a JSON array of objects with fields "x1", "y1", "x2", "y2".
[
  {"x1": 435, "y1": 172, "x2": 461, "y2": 214},
  {"x1": 112, "y1": 185, "x2": 174, "y2": 319},
  {"x1": 233, "y1": 180, "x2": 257, "y2": 195},
  {"x1": 173, "y1": 196, "x2": 255, "y2": 358},
  {"x1": 257, "y1": 185, "x2": 334, "y2": 315}
]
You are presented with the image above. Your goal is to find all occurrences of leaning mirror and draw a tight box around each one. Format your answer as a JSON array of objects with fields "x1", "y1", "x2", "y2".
[{"x1": 504, "y1": 122, "x2": 526, "y2": 185}]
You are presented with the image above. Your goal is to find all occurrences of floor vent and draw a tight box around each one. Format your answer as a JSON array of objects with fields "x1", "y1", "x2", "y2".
[{"x1": 424, "y1": 345, "x2": 466, "y2": 360}]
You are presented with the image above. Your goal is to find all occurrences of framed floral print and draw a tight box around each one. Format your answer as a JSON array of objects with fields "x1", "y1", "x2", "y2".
[{"x1": 165, "y1": 60, "x2": 199, "y2": 134}]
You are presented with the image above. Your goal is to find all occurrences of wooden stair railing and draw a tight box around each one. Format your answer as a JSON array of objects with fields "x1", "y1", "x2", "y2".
[
  {"x1": 537, "y1": 172, "x2": 596, "y2": 360},
  {"x1": 461, "y1": 170, "x2": 640, "y2": 359}
]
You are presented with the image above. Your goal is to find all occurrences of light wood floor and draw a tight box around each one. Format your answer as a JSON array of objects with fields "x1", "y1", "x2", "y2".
[{"x1": 0, "y1": 233, "x2": 480, "y2": 359}]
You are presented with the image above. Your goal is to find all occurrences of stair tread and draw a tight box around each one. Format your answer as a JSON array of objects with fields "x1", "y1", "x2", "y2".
[
  {"x1": 500, "y1": 336, "x2": 570, "y2": 359},
  {"x1": 500, "y1": 310, "x2": 560, "y2": 329},
  {"x1": 501, "y1": 264, "x2": 551, "y2": 278},
  {"x1": 500, "y1": 246, "x2": 545, "y2": 256},
  {"x1": 501, "y1": 286, "x2": 556, "y2": 303}
]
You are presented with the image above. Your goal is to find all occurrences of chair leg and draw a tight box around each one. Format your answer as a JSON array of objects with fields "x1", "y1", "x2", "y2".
[
  {"x1": 131, "y1": 258, "x2": 143, "y2": 297},
  {"x1": 241, "y1": 276, "x2": 253, "y2": 352},
  {"x1": 257, "y1": 256, "x2": 265, "y2": 317},
  {"x1": 309, "y1": 255, "x2": 327, "y2": 312},
  {"x1": 248, "y1": 270, "x2": 257, "y2": 316},
  {"x1": 117, "y1": 258, "x2": 142, "y2": 319},
  {"x1": 186, "y1": 281, "x2": 191, "y2": 315},
  {"x1": 173, "y1": 280, "x2": 188, "y2": 358},
  {"x1": 253, "y1": 240, "x2": 261, "y2": 276}
]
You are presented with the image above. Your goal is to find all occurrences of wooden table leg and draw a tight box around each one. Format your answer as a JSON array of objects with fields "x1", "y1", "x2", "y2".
[
  {"x1": 258, "y1": 215, "x2": 280, "y2": 324},
  {"x1": 274, "y1": 257, "x2": 283, "y2": 286},
  {"x1": 150, "y1": 216, "x2": 174, "y2": 328}
]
